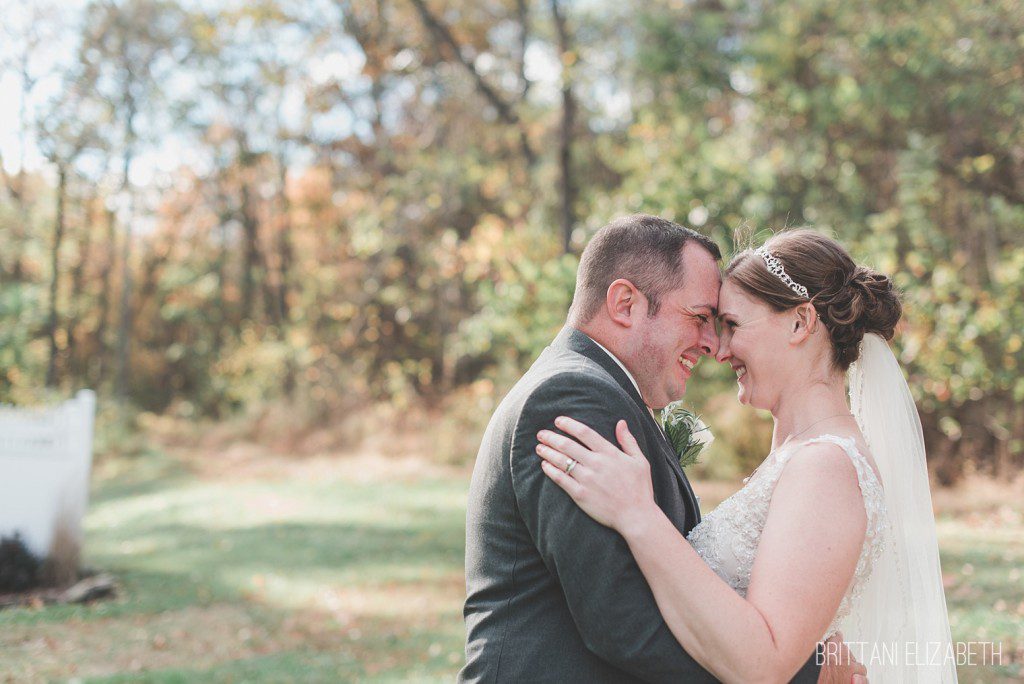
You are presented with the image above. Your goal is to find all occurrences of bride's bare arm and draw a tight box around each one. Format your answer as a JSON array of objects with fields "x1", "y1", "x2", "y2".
[{"x1": 537, "y1": 417, "x2": 866, "y2": 684}]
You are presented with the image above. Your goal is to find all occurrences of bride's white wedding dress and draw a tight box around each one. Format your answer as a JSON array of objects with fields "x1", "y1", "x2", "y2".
[
  {"x1": 684, "y1": 334, "x2": 958, "y2": 682},
  {"x1": 687, "y1": 434, "x2": 888, "y2": 641}
]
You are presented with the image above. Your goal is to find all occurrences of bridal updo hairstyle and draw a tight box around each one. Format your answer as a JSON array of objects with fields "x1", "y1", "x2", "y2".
[{"x1": 725, "y1": 230, "x2": 902, "y2": 371}]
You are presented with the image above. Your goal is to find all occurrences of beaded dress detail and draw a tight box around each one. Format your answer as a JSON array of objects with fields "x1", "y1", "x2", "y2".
[{"x1": 687, "y1": 435, "x2": 888, "y2": 639}]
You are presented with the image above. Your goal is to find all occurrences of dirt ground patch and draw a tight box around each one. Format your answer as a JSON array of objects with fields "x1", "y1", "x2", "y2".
[
  {"x1": 0, "y1": 572, "x2": 466, "y2": 682},
  {"x1": 1, "y1": 604, "x2": 277, "y2": 681}
]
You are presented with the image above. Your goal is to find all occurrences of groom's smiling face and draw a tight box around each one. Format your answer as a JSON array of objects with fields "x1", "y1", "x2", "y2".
[{"x1": 631, "y1": 242, "x2": 722, "y2": 409}]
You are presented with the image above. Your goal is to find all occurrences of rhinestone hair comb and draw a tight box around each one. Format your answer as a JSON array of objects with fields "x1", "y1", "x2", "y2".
[{"x1": 755, "y1": 246, "x2": 810, "y2": 299}]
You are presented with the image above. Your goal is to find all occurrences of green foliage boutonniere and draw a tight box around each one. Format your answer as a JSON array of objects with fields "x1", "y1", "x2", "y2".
[{"x1": 661, "y1": 401, "x2": 714, "y2": 469}]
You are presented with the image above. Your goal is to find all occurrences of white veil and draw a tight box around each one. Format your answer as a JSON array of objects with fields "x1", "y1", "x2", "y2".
[{"x1": 841, "y1": 333, "x2": 957, "y2": 682}]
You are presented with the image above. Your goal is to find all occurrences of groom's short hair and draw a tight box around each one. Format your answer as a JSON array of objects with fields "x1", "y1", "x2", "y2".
[{"x1": 569, "y1": 214, "x2": 721, "y2": 324}]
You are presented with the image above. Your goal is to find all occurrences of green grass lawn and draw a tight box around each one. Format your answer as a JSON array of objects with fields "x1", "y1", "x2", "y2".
[
  {"x1": 1, "y1": 449, "x2": 468, "y2": 682},
  {"x1": 1, "y1": 448, "x2": 1020, "y2": 682}
]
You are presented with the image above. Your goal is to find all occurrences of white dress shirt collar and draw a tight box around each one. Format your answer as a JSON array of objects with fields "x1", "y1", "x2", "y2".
[
  {"x1": 581, "y1": 335, "x2": 682, "y2": 496},
  {"x1": 589, "y1": 333, "x2": 643, "y2": 403}
]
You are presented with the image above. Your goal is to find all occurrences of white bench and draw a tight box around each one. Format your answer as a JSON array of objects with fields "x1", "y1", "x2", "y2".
[{"x1": 0, "y1": 390, "x2": 96, "y2": 559}]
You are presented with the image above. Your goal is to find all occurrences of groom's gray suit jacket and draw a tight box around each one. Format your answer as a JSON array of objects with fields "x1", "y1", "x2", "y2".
[{"x1": 459, "y1": 327, "x2": 822, "y2": 683}]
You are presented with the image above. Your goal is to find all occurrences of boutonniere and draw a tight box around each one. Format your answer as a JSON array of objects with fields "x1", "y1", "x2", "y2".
[{"x1": 661, "y1": 401, "x2": 714, "y2": 469}]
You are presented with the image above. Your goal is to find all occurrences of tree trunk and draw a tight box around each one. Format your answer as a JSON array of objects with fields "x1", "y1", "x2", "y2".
[
  {"x1": 239, "y1": 176, "x2": 259, "y2": 323},
  {"x1": 515, "y1": 0, "x2": 530, "y2": 100},
  {"x1": 275, "y1": 160, "x2": 293, "y2": 324},
  {"x1": 65, "y1": 187, "x2": 97, "y2": 373},
  {"x1": 92, "y1": 203, "x2": 117, "y2": 386},
  {"x1": 275, "y1": 157, "x2": 296, "y2": 397},
  {"x1": 5, "y1": 51, "x2": 36, "y2": 283},
  {"x1": 114, "y1": 92, "x2": 138, "y2": 401},
  {"x1": 45, "y1": 163, "x2": 68, "y2": 388},
  {"x1": 212, "y1": 197, "x2": 230, "y2": 358},
  {"x1": 551, "y1": 0, "x2": 577, "y2": 253},
  {"x1": 113, "y1": 195, "x2": 136, "y2": 400}
]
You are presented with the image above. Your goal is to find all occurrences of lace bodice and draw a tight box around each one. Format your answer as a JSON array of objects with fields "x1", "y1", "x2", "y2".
[{"x1": 687, "y1": 434, "x2": 888, "y2": 639}]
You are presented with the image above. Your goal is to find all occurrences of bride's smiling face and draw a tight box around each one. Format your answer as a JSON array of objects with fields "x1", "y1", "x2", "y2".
[{"x1": 715, "y1": 280, "x2": 793, "y2": 410}]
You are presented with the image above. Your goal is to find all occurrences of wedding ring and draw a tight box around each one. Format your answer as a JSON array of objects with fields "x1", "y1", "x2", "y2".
[{"x1": 565, "y1": 458, "x2": 578, "y2": 475}]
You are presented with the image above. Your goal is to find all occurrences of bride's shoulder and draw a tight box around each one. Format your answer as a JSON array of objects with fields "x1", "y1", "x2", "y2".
[
  {"x1": 762, "y1": 439, "x2": 869, "y2": 550},
  {"x1": 765, "y1": 440, "x2": 868, "y2": 548},
  {"x1": 773, "y1": 439, "x2": 869, "y2": 519}
]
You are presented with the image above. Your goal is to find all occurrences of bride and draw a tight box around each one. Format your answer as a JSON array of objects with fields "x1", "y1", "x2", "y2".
[{"x1": 534, "y1": 230, "x2": 957, "y2": 683}]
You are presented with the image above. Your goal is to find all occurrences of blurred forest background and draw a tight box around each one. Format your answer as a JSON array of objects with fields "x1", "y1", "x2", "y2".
[
  {"x1": 2, "y1": 0, "x2": 1022, "y2": 482},
  {"x1": 2, "y1": 1, "x2": 1023, "y2": 680}
]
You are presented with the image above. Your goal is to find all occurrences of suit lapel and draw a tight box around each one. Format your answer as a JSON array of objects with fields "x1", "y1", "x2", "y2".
[
  {"x1": 649, "y1": 417, "x2": 701, "y2": 527},
  {"x1": 557, "y1": 327, "x2": 701, "y2": 527}
]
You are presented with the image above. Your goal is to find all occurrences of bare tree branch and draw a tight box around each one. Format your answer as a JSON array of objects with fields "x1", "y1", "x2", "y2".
[
  {"x1": 515, "y1": 0, "x2": 530, "y2": 101},
  {"x1": 407, "y1": 0, "x2": 536, "y2": 165}
]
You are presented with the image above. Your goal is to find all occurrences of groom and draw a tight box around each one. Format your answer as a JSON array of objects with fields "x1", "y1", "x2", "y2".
[{"x1": 460, "y1": 215, "x2": 860, "y2": 682}]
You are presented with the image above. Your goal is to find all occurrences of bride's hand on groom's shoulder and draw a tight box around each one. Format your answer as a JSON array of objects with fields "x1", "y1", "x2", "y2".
[{"x1": 535, "y1": 416, "x2": 659, "y2": 535}]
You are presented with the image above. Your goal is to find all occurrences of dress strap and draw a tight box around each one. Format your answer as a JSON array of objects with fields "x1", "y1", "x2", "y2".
[
  {"x1": 753, "y1": 435, "x2": 882, "y2": 503},
  {"x1": 802, "y1": 434, "x2": 879, "y2": 486},
  {"x1": 803, "y1": 434, "x2": 860, "y2": 458}
]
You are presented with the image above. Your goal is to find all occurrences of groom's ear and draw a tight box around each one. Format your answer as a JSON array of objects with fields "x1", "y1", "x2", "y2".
[{"x1": 606, "y1": 279, "x2": 642, "y2": 327}]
